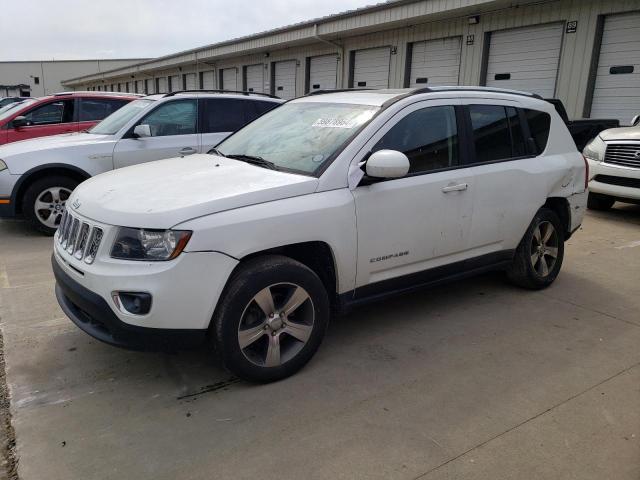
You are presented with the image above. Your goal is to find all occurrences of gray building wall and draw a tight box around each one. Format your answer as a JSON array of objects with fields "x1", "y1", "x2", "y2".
[
  {"x1": 0, "y1": 59, "x2": 148, "y2": 97},
  {"x1": 64, "y1": 0, "x2": 640, "y2": 120}
]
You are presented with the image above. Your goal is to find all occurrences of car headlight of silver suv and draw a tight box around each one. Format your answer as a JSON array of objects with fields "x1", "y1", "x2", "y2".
[
  {"x1": 110, "y1": 228, "x2": 192, "y2": 261},
  {"x1": 0, "y1": 160, "x2": 7, "y2": 172},
  {"x1": 583, "y1": 136, "x2": 605, "y2": 162}
]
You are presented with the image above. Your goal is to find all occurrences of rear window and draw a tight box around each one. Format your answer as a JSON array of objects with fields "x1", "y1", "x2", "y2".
[{"x1": 524, "y1": 109, "x2": 552, "y2": 154}]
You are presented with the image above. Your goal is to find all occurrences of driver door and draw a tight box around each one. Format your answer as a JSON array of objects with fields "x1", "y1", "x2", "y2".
[
  {"x1": 112, "y1": 99, "x2": 200, "y2": 169},
  {"x1": 352, "y1": 100, "x2": 476, "y2": 295}
]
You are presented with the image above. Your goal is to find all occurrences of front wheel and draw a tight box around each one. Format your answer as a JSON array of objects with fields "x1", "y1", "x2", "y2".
[
  {"x1": 212, "y1": 255, "x2": 330, "y2": 383},
  {"x1": 506, "y1": 208, "x2": 565, "y2": 290},
  {"x1": 22, "y1": 176, "x2": 78, "y2": 235}
]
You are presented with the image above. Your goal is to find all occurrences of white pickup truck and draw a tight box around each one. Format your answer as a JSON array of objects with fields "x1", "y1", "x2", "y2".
[{"x1": 52, "y1": 87, "x2": 588, "y2": 382}]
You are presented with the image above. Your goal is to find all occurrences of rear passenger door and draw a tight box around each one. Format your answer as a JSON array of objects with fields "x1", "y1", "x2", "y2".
[
  {"x1": 464, "y1": 103, "x2": 553, "y2": 252},
  {"x1": 199, "y1": 98, "x2": 277, "y2": 152}
]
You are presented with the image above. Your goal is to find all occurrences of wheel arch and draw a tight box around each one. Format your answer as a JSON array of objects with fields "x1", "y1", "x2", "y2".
[
  {"x1": 11, "y1": 164, "x2": 91, "y2": 215},
  {"x1": 542, "y1": 197, "x2": 571, "y2": 239},
  {"x1": 232, "y1": 241, "x2": 339, "y2": 308}
]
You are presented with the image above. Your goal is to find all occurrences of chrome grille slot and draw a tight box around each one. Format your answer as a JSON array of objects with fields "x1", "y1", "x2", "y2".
[
  {"x1": 84, "y1": 228, "x2": 103, "y2": 264},
  {"x1": 74, "y1": 223, "x2": 90, "y2": 260},
  {"x1": 604, "y1": 144, "x2": 640, "y2": 169},
  {"x1": 58, "y1": 212, "x2": 104, "y2": 264},
  {"x1": 58, "y1": 210, "x2": 68, "y2": 243},
  {"x1": 66, "y1": 218, "x2": 80, "y2": 254}
]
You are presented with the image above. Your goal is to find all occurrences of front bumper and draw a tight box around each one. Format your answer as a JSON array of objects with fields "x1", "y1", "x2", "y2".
[
  {"x1": 0, "y1": 170, "x2": 19, "y2": 218},
  {"x1": 53, "y1": 254, "x2": 207, "y2": 351},
  {"x1": 588, "y1": 160, "x2": 640, "y2": 201}
]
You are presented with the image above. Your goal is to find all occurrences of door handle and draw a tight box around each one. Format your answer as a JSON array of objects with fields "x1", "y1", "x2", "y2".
[
  {"x1": 442, "y1": 183, "x2": 468, "y2": 193},
  {"x1": 179, "y1": 147, "x2": 197, "y2": 155}
]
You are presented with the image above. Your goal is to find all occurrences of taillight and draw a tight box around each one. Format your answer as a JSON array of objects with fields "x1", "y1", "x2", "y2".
[{"x1": 582, "y1": 154, "x2": 589, "y2": 190}]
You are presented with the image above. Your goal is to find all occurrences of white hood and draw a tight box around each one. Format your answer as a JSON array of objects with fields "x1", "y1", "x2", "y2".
[
  {"x1": 0, "y1": 132, "x2": 114, "y2": 174},
  {"x1": 599, "y1": 125, "x2": 640, "y2": 142},
  {"x1": 68, "y1": 154, "x2": 318, "y2": 228}
]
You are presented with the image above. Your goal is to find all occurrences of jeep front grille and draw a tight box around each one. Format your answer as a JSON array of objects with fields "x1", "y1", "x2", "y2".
[
  {"x1": 57, "y1": 211, "x2": 103, "y2": 264},
  {"x1": 604, "y1": 144, "x2": 640, "y2": 169}
]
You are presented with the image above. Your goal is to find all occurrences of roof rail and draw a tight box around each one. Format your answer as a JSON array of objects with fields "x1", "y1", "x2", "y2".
[
  {"x1": 409, "y1": 86, "x2": 544, "y2": 100},
  {"x1": 305, "y1": 88, "x2": 374, "y2": 97},
  {"x1": 163, "y1": 89, "x2": 280, "y2": 99},
  {"x1": 53, "y1": 91, "x2": 144, "y2": 97}
]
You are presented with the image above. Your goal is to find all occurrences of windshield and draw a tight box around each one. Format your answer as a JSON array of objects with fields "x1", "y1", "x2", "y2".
[
  {"x1": 0, "y1": 99, "x2": 37, "y2": 121},
  {"x1": 89, "y1": 99, "x2": 154, "y2": 135},
  {"x1": 216, "y1": 102, "x2": 379, "y2": 175}
]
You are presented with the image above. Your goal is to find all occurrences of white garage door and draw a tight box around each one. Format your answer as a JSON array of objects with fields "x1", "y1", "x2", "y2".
[
  {"x1": 184, "y1": 73, "x2": 197, "y2": 90},
  {"x1": 309, "y1": 55, "x2": 338, "y2": 92},
  {"x1": 590, "y1": 11, "x2": 640, "y2": 123},
  {"x1": 157, "y1": 77, "x2": 167, "y2": 93},
  {"x1": 409, "y1": 37, "x2": 462, "y2": 87},
  {"x1": 126, "y1": 81, "x2": 133, "y2": 93},
  {"x1": 221, "y1": 68, "x2": 238, "y2": 90},
  {"x1": 245, "y1": 64, "x2": 264, "y2": 93},
  {"x1": 169, "y1": 75, "x2": 180, "y2": 92},
  {"x1": 486, "y1": 23, "x2": 564, "y2": 97},
  {"x1": 134, "y1": 80, "x2": 142, "y2": 93},
  {"x1": 201, "y1": 71, "x2": 215, "y2": 89},
  {"x1": 353, "y1": 47, "x2": 391, "y2": 89},
  {"x1": 273, "y1": 60, "x2": 297, "y2": 99}
]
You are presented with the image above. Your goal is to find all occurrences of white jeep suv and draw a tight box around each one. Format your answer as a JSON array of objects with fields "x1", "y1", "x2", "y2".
[
  {"x1": 583, "y1": 116, "x2": 640, "y2": 210},
  {"x1": 0, "y1": 91, "x2": 282, "y2": 234},
  {"x1": 52, "y1": 87, "x2": 588, "y2": 383}
]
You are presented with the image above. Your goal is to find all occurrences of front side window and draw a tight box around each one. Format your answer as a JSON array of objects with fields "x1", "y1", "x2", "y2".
[
  {"x1": 89, "y1": 99, "x2": 154, "y2": 135},
  {"x1": 79, "y1": 99, "x2": 128, "y2": 122},
  {"x1": 373, "y1": 106, "x2": 458, "y2": 174},
  {"x1": 217, "y1": 102, "x2": 379, "y2": 175},
  {"x1": 22, "y1": 100, "x2": 74, "y2": 126},
  {"x1": 138, "y1": 99, "x2": 197, "y2": 137}
]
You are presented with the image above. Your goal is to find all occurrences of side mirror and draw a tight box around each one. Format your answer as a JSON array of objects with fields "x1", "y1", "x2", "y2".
[
  {"x1": 12, "y1": 116, "x2": 28, "y2": 128},
  {"x1": 365, "y1": 150, "x2": 410, "y2": 179},
  {"x1": 133, "y1": 124, "x2": 151, "y2": 138},
  {"x1": 631, "y1": 115, "x2": 640, "y2": 127}
]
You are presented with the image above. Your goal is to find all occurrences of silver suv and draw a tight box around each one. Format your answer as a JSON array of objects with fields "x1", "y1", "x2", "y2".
[{"x1": 0, "y1": 91, "x2": 283, "y2": 234}]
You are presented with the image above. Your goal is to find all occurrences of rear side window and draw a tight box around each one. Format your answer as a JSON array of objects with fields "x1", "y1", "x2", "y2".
[
  {"x1": 373, "y1": 105, "x2": 458, "y2": 174},
  {"x1": 201, "y1": 98, "x2": 253, "y2": 133},
  {"x1": 524, "y1": 109, "x2": 552, "y2": 154},
  {"x1": 79, "y1": 99, "x2": 128, "y2": 122},
  {"x1": 469, "y1": 105, "x2": 512, "y2": 163},
  {"x1": 468, "y1": 105, "x2": 530, "y2": 163}
]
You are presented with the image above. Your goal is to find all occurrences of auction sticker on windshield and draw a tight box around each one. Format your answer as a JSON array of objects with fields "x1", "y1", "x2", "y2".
[{"x1": 312, "y1": 118, "x2": 357, "y2": 129}]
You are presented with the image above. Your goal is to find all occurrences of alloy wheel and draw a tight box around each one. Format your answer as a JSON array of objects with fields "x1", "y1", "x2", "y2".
[
  {"x1": 33, "y1": 187, "x2": 72, "y2": 230},
  {"x1": 530, "y1": 220, "x2": 559, "y2": 277},
  {"x1": 237, "y1": 283, "x2": 315, "y2": 368}
]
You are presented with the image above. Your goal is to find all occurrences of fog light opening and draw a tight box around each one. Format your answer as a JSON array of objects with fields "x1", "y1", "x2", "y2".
[{"x1": 112, "y1": 292, "x2": 152, "y2": 316}]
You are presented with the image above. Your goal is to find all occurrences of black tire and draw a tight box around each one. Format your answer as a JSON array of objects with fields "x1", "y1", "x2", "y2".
[
  {"x1": 506, "y1": 208, "x2": 565, "y2": 290},
  {"x1": 22, "y1": 176, "x2": 78, "y2": 235},
  {"x1": 587, "y1": 192, "x2": 615, "y2": 211},
  {"x1": 212, "y1": 255, "x2": 330, "y2": 383}
]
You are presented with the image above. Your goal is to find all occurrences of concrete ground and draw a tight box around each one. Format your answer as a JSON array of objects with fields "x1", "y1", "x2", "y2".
[{"x1": 0, "y1": 207, "x2": 639, "y2": 480}]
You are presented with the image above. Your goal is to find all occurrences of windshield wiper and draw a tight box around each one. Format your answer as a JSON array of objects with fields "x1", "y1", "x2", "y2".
[{"x1": 225, "y1": 154, "x2": 277, "y2": 170}]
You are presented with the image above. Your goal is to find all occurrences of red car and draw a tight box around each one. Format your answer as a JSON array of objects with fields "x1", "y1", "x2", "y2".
[{"x1": 0, "y1": 92, "x2": 141, "y2": 145}]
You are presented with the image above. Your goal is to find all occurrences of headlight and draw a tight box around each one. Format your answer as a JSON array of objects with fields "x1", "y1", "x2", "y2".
[
  {"x1": 0, "y1": 160, "x2": 7, "y2": 172},
  {"x1": 583, "y1": 136, "x2": 605, "y2": 162},
  {"x1": 110, "y1": 228, "x2": 192, "y2": 261}
]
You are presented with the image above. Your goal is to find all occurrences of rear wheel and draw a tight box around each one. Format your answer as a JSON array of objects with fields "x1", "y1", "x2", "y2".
[
  {"x1": 507, "y1": 208, "x2": 565, "y2": 290},
  {"x1": 587, "y1": 192, "x2": 615, "y2": 211},
  {"x1": 23, "y1": 176, "x2": 78, "y2": 235},
  {"x1": 212, "y1": 255, "x2": 329, "y2": 383}
]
